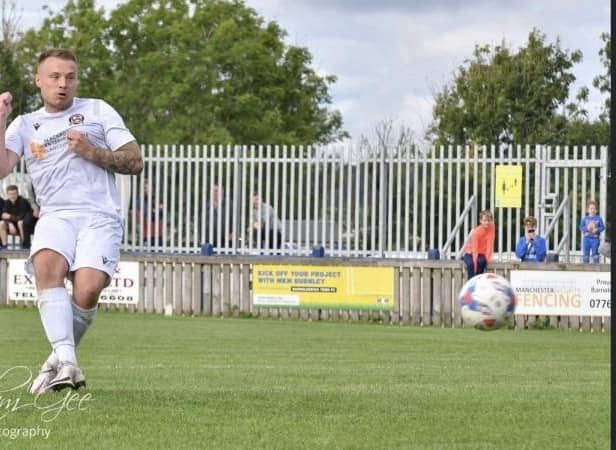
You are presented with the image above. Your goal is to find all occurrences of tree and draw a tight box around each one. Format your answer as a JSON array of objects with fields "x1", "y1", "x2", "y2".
[
  {"x1": 592, "y1": 32, "x2": 610, "y2": 122},
  {"x1": 427, "y1": 29, "x2": 583, "y2": 145},
  {"x1": 10, "y1": 0, "x2": 346, "y2": 145},
  {"x1": 16, "y1": 0, "x2": 114, "y2": 103},
  {"x1": 540, "y1": 33, "x2": 610, "y2": 146},
  {"x1": 0, "y1": 0, "x2": 37, "y2": 116}
]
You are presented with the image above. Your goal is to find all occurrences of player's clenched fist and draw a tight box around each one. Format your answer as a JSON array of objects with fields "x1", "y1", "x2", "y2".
[
  {"x1": 0, "y1": 92, "x2": 13, "y2": 119},
  {"x1": 67, "y1": 128, "x2": 94, "y2": 157}
]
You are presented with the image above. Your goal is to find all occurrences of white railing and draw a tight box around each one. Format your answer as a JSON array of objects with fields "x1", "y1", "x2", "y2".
[
  {"x1": 544, "y1": 196, "x2": 571, "y2": 262},
  {"x1": 7, "y1": 143, "x2": 608, "y2": 261},
  {"x1": 440, "y1": 194, "x2": 477, "y2": 260}
]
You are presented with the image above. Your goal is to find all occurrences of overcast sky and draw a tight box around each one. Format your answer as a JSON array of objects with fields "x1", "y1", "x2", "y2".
[{"x1": 16, "y1": 0, "x2": 609, "y2": 144}]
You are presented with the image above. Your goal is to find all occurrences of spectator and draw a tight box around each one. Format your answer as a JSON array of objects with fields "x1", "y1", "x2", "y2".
[
  {"x1": 598, "y1": 239, "x2": 610, "y2": 260},
  {"x1": 515, "y1": 216, "x2": 547, "y2": 262},
  {"x1": 579, "y1": 199, "x2": 605, "y2": 264},
  {"x1": 0, "y1": 184, "x2": 34, "y2": 249},
  {"x1": 462, "y1": 209, "x2": 495, "y2": 279},
  {"x1": 251, "y1": 192, "x2": 282, "y2": 249},
  {"x1": 1, "y1": 173, "x2": 38, "y2": 247},
  {"x1": 135, "y1": 180, "x2": 163, "y2": 246},
  {"x1": 206, "y1": 184, "x2": 233, "y2": 249}
]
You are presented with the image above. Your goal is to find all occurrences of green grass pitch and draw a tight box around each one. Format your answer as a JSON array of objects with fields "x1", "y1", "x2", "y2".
[{"x1": 0, "y1": 307, "x2": 609, "y2": 450}]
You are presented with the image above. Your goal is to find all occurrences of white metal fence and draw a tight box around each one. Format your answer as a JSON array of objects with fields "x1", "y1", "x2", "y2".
[
  {"x1": 7, "y1": 144, "x2": 608, "y2": 261},
  {"x1": 113, "y1": 143, "x2": 607, "y2": 262}
]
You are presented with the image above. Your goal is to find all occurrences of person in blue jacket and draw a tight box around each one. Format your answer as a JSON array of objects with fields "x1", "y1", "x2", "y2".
[
  {"x1": 579, "y1": 199, "x2": 605, "y2": 263},
  {"x1": 515, "y1": 216, "x2": 547, "y2": 262}
]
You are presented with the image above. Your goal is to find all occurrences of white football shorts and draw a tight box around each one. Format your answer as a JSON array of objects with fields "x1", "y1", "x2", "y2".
[{"x1": 26, "y1": 211, "x2": 123, "y2": 285}]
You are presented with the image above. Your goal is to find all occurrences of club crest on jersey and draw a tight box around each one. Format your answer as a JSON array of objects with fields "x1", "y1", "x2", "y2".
[
  {"x1": 69, "y1": 113, "x2": 84, "y2": 125},
  {"x1": 29, "y1": 142, "x2": 47, "y2": 160},
  {"x1": 33, "y1": 122, "x2": 41, "y2": 130}
]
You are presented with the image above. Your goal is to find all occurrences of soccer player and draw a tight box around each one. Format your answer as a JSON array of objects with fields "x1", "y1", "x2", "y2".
[{"x1": 0, "y1": 48, "x2": 143, "y2": 393}]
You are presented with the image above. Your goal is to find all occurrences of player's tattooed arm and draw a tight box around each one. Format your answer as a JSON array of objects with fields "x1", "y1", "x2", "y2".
[
  {"x1": 86, "y1": 141, "x2": 143, "y2": 175},
  {"x1": 67, "y1": 129, "x2": 143, "y2": 175}
]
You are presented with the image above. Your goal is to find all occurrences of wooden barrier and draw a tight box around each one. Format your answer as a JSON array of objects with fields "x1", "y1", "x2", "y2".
[{"x1": 0, "y1": 251, "x2": 610, "y2": 332}]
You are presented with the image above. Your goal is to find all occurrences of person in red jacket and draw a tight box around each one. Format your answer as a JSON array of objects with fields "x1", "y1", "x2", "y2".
[{"x1": 462, "y1": 209, "x2": 495, "y2": 279}]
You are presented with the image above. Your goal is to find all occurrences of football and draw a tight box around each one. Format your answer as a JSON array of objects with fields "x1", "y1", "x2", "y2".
[{"x1": 458, "y1": 273, "x2": 516, "y2": 330}]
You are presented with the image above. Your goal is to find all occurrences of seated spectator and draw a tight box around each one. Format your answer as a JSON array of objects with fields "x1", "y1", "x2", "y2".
[
  {"x1": 462, "y1": 209, "x2": 495, "y2": 279},
  {"x1": 251, "y1": 192, "x2": 283, "y2": 249},
  {"x1": 206, "y1": 184, "x2": 233, "y2": 249},
  {"x1": 515, "y1": 216, "x2": 547, "y2": 262},
  {"x1": 0, "y1": 185, "x2": 34, "y2": 249}
]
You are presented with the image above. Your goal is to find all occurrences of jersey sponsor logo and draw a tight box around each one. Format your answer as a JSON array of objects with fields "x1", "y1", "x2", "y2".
[
  {"x1": 69, "y1": 113, "x2": 85, "y2": 125},
  {"x1": 29, "y1": 142, "x2": 47, "y2": 160},
  {"x1": 42, "y1": 130, "x2": 68, "y2": 154}
]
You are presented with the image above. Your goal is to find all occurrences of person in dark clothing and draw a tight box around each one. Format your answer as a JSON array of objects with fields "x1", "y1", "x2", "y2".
[
  {"x1": 0, "y1": 184, "x2": 34, "y2": 249},
  {"x1": 206, "y1": 184, "x2": 233, "y2": 249},
  {"x1": 135, "y1": 180, "x2": 163, "y2": 246}
]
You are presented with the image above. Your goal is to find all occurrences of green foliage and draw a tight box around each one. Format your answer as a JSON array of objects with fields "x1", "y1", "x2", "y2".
[
  {"x1": 3, "y1": 0, "x2": 347, "y2": 145},
  {"x1": 592, "y1": 32, "x2": 610, "y2": 121},
  {"x1": 542, "y1": 115, "x2": 609, "y2": 145},
  {"x1": 428, "y1": 29, "x2": 594, "y2": 146},
  {"x1": 0, "y1": 0, "x2": 37, "y2": 114}
]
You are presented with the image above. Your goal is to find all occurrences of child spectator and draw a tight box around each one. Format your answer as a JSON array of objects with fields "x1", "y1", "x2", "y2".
[
  {"x1": 462, "y1": 209, "x2": 495, "y2": 279},
  {"x1": 579, "y1": 199, "x2": 605, "y2": 263},
  {"x1": 515, "y1": 216, "x2": 547, "y2": 262}
]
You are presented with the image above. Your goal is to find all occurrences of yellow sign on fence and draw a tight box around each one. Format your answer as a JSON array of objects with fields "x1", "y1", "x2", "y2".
[
  {"x1": 253, "y1": 265, "x2": 394, "y2": 310},
  {"x1": 495, "y1": 165, "x2": 522, "y2": 208}
]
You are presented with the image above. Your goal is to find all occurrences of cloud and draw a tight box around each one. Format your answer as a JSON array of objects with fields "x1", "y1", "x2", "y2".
[
  {"x1": 256, "y1": 0, "x2": 607, "y2": 138},
  {"x1": 16, "y1": 0, "x2": 610, "y2": 142}
]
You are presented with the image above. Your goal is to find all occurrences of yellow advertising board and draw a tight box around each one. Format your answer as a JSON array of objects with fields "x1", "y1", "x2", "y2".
[
  {"x1": 253, "y1": 265, "x2": 394, "y2": 310},
  {"x1": 495, "y1": 165, "x2": 522, "y2": 208}
]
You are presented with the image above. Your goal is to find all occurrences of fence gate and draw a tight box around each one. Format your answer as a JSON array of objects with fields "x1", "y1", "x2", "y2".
[{"x1": 535, "y1": 146, "x2": 607, "y2": 262}]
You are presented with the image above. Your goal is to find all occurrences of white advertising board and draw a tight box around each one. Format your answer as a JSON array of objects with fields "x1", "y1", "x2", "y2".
[
  {"x1": 6, "y1": 259, "x2": 140, "y2": 305},
  {"x1": 510, "y1": 270, "x2": 610, "y2": 317}
]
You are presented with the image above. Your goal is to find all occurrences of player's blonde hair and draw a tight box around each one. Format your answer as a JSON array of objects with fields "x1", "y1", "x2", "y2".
[{"x1": 38, "y1": 48, "x2": 78, "y2": 66}]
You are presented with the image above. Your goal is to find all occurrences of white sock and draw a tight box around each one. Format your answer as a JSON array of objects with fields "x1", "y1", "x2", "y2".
[
  {"x1": 44, "y1": 302, "x2": 97, "y2": 369},
  {"x1": 37, "y1": 287, "x2": 77, "y2": 366}
]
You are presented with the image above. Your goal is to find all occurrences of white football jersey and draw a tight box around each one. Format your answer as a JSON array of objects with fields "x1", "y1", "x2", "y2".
[{"x1": 5, "y1": 97, "x2": 136, "y2": 219}]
